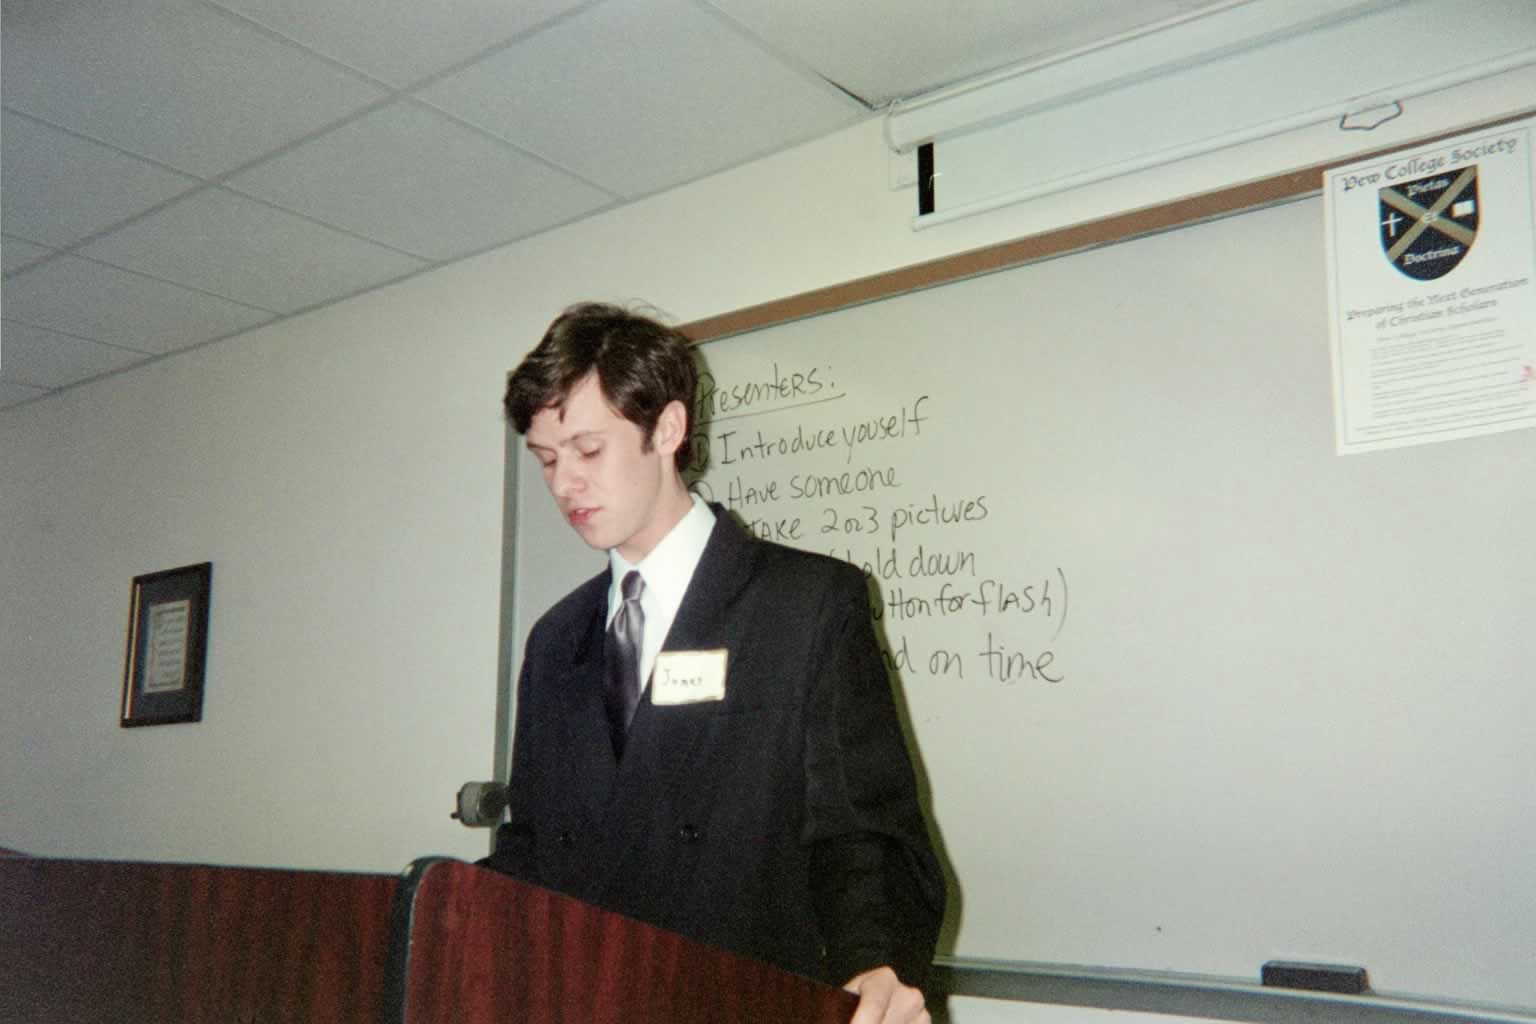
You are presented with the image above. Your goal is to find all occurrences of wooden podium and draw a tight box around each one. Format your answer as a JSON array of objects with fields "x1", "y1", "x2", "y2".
[{"x1": 0, "y1": 856, "x2": 857, "y2": 1024}]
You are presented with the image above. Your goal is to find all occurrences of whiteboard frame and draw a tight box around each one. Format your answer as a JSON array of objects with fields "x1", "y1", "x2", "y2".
[
  {"x1": 931, "y1": 959, "x2": 1536, "y2": 1024},
  {"x1": 490, "y1": 106, "x2": 1536, "y2": 1019},
  {"x1": 669, "y1": 107, "x2": 1536, "y2": 1022}
]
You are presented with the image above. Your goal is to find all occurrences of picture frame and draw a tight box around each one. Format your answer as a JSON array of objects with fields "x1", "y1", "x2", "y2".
[{"x1": 120, "y1": 562, "x2": 212, "y2": 727}]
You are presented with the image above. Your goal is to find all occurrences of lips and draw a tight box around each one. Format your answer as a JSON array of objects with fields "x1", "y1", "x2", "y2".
[{"x1": 568, "y1": 506, "x2": 597, "y2": 527}]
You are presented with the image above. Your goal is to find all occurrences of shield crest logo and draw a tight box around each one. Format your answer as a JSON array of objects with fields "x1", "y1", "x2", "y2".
[{"x1": 1379, "y1": 166, "x2": 1478, "y2": 280}]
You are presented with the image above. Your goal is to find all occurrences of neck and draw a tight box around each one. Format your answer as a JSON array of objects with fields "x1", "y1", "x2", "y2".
[{"x1": 617, "y1": 478, "x2": 695, "y2": 564}]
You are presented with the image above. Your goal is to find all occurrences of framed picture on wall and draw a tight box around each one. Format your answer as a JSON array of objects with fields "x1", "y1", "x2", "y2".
[{"x1": 120, "y1": 562, "x2": 212, "y2": 727}]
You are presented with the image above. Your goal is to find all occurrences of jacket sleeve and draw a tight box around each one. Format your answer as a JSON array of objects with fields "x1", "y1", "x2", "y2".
[
  {"x1": 801, "y1": 566, "x2": 946, "y2": 988},
  {"x1": 477, "y1": 649, "x2": 541, "y2": 882}
]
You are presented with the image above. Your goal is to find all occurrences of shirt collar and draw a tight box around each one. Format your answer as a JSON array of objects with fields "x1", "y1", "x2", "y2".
[{"x1": 607, "y1": 494, "x2": 715, "y2": 614}]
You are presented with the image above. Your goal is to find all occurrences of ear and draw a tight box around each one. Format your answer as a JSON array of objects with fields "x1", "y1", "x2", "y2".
[{"x1": 651, "y1": 399, "x2": 688, "y2": 458}]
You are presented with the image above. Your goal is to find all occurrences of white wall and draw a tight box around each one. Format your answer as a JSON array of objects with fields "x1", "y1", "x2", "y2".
[
  {"x1": 0, "y1": 115, "x2": 1124, "y2": 872},
  {"x1": 3, "y1": 66, "x2": 1532, "y2": 1024},
  {"x1": 1, "y1": 69, "x2": 1529, "y2": 879}
]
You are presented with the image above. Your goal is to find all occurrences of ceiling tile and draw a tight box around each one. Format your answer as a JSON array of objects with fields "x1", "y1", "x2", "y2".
[
  {"x1": 226, "y1": 101, "x2": 615, "y2": 262},
  {"x1": 1, "y1": 113, "x2": 201, "y2": 248},
  {"x1": 706, "y1": 0, "x2": 1221, "y2": 104},
  {"x1": 420, "y1": 0, "x2": 864, "y2": 198},
  {"x1": 208, "y1": 0, "x2": 588, "y2": 88},
  {"x1": 0, "y1": 0, "x2": 387, "y2": 178},
  {"x1": 0, "y1": 321, "x2": 147, "y2": 388},
  {"x1": 0, "y1": 378, "x2": 50, "y2": 410},
  {"x1": 2, "y1": 255, "x2": 273, "y2": 353},
  {"x1": 2, "y1": 236, "x2": 56, "y2": 274},
  {"x1": 79, "y1": 188, "x2": 428, "y2": 314}
]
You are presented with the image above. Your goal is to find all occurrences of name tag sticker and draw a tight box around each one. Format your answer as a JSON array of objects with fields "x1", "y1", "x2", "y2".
[{"x1": 651, "y1": 649, "x2": 728, "y2": 705}]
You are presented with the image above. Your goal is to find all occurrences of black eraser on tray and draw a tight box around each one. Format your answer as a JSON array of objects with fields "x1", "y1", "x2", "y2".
[{"x1": 1261, "y1": 961, "x2": 1370, "y2": 994}]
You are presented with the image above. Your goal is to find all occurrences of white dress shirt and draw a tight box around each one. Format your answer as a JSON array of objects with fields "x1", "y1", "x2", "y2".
[{"x1": 606, "y1": 494, "x2": 716, "y2": 689}]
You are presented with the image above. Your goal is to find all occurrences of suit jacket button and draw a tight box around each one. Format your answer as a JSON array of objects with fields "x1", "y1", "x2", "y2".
[
  {"x1": 557, "y1": 829, "x2": 577, "y2": 847},
  {"x1": 677, "y1": 824, "x2": 702, "y2": 843}
]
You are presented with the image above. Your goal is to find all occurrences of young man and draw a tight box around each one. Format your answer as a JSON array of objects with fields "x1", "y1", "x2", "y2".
[{"x1": 487, "y1": 303, "x2": 944, "y2": 1023}]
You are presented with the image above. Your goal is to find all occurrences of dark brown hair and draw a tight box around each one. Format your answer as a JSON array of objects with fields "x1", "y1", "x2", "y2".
[{"x1": 504, "y1": 303, "x2": 697, "y2": 474}]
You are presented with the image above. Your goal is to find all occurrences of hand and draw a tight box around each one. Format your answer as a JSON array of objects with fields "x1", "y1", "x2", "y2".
[{"x1": 843, "y1": 965, "x2": 930, "y2": 1024}]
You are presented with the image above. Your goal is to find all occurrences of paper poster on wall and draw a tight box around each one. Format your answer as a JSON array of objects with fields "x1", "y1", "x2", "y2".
[{"x1": 1324, "y1": 115, "x2": 1536, "y2": 454}]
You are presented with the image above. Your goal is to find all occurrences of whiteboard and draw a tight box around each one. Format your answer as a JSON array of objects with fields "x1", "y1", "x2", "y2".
[{"x1": 509, "y1": 196, "x2": 1536, "y2": 1009}]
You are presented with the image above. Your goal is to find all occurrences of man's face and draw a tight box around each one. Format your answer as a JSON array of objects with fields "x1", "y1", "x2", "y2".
[{"x1": 526, "y1": 371, "x2": 681, "y2": 562}]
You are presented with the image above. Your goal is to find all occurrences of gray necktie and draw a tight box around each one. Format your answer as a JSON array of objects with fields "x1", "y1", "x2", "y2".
[{"x1": 604, "y1": 570, "x2": 645, "y2": 757}]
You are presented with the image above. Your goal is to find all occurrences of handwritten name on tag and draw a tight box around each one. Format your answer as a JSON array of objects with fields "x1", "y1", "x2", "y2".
[{"x1": 651, "y1": 649, "x2": 728, "y2": 705}]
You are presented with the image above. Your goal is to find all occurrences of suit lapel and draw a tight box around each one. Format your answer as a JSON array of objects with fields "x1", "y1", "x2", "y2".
[
  {"x1": 608, "y1": 512, "x2": 758, "y2": 810},
  {"x1": 658, "y1": 507, "x2": 756, "y2": 655}
]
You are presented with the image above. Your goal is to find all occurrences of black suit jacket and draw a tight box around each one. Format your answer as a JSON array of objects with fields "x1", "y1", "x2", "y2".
[{"x1": 483, "y1": 506, "x2": 944, "y2": 985}]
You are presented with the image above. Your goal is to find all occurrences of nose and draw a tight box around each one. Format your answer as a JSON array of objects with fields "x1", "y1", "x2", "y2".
[{"x1": 548, "y1": 455, "x2": 583, "y2": 499}]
